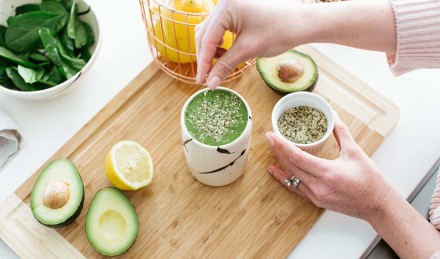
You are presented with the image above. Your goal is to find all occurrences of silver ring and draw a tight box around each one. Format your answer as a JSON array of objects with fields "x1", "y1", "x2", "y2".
[
  {"x1": 292, "y1": 176, "x2": 300, "y2": 189},
  {"x1": 285, "y1": 176, "x2": 300, "y2": 189}
]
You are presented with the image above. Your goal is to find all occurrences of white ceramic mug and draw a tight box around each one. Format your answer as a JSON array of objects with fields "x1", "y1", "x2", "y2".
[{"x1": 181, "y1": 87, "x2": 252, "y2": 186}]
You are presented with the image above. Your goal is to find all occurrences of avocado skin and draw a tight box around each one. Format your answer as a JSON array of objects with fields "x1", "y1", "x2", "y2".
[
  {"x1": 33, "y1": 188, "x2": 85, "y2": 228},
  {"x1": 85, "y1": 187, "x2": 139, "y2": 256},
  {"x1": 256, "y1": 49, "x2": 319, "y2": 95},
  {"x1": 30, "y1": 158, "x2": 85, "y2": 228}
]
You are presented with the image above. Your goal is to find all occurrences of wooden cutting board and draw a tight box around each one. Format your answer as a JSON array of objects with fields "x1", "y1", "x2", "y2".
[{"x1": 0, "y1": 45, "x2": 399, "y2": 258}]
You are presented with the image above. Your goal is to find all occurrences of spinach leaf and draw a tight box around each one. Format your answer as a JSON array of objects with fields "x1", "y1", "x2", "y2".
[
  {"x1": 16, "y1": 52, "x2": 29, "y2": 61},
  {"x1": 57, "y1": 40, "x2": 86, "y2": 70},
  {"x1": 6, "y1": 67, "x2": 39, "y2": 91},
  {"x1": 37, "y1": 70, "x2": 58, "y2": 87},
  {"x1": 0, "y1": 58, "x2": 17, "y2": 89},
  {"x1": 17, "y1": 65, "x2": 44, "y2": 84},
  {"x1": 79, "y1": 46, "x2": 91, "y2": 62},
  {"x1": 29, "y1": 52, "x2": 49, "y2": 63},
  {"x1": 0, "y1": 25, "x2": 6, "y2": 47},
  {"x1": 67, "y1": 2, "x2": 77, "y2": 39},
  {"x1": 60, "y1": 27, "x2": 74, "y2": 56},
  {"x1": 0, "y1": 46, "x2": 40, "y2": 68},
  {"x1": 6, "y1": 16, "x2": 16, "y2": 26},
  {"x1": 15, "y1": 4, "x2": 41, "y2": 15},
  {"x1": 41, "y1": 1, "x2": 68, "y2": 31},
  {"x1": 43, "y1": 0, "x2": 73, "y2": 11},
  {"x1": 73, "y1": 21, "x2": 86, "y2": 49},
  {"x1": 5, "y1": 12, "x2": 64, "y2": 53},
  {"x1": 47, "y1": 66, "x2": 63, "y2": 84},
  {"x1": 39, "y1": 27, "x2": 83, "y2": 79},
  {"x1": 0, "y1": 58, "x2": 8, "y2": 73},
  {"x1": 82, "y1": 21, "x2": 95, "y2": 46},
  {"x1": 0, "y1": 58, "x2": 13, "y2": 87},
  {"x1": 0, "y1": 77, "x2": 15, "y2": 89},
  {"x1": 61, "y1": 51, "x2": 86, "y2": 70},
  {"x1": 39, "y1": 28, "x2": 67, "y2": 79},
  {"x1": 67, "y1": 3, "x2": 87, "y2": 49},
  {"x1": 37, "y1": 79, "x2": 58, "y2": 87}
]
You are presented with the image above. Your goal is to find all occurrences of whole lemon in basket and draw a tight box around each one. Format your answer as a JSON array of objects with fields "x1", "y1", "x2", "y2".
[{"x1": 150, "y1": 0, "x2": 233, "y2": 64}]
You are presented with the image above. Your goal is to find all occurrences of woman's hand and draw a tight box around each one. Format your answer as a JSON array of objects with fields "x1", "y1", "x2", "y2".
[
  {"x1": 195, "y1": 0, "x2": 395, "y2": 89},
  {"x1": 195, "y1": 0, "x2": 305, "y2": 88},
  {"x1": 266, "y1": 114, "x2": 391, "y2": 220}
]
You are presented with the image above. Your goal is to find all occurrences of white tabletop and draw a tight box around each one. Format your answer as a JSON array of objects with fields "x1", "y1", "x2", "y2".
[{"x1": 1, "y1": 1, "x2": 440, "y2": 258}]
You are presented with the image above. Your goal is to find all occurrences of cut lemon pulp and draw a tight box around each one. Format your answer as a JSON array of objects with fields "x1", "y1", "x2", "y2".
[{"x1": 105, "y1": 140, "x2": 153, "y2": 191}]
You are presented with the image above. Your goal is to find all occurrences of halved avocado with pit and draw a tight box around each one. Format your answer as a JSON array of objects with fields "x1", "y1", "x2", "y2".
[
  {"x1": 256, "y1": 49, "x2": 318, "y2": 94},
  {"x1": 86, "y1": 187, "x2": 139, "y2": 256},
  {"x1": 30, "y1": 158, "x2": 84, "y2": 228}
]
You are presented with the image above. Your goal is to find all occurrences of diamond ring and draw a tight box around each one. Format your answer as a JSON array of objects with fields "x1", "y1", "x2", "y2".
[{"x1": 285, "y1": 176, "x2": 300, "y2": 189}]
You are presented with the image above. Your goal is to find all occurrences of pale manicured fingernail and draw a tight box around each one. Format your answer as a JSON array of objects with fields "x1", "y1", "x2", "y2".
[
  {"x1": 266, "y1": 132, "x2": 274, "y2": 146},
  {"x1": 206, "y1": 76, "x2": 221, "y2": 89}
]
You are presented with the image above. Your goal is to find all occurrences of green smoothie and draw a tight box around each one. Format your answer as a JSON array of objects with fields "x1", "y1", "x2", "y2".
[{"x1": 185, "y1": 89, "x2": 248, "y2": 146}]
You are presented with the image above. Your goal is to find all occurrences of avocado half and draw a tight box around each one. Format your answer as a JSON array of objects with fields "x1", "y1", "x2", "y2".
[
  {"x1": 86, "y1": 187, "x2": 139, "y2": 256},
  {"x1": 30, "y1": 158, "x2": 84, "y2": 228},
  {"x1": 256, "y1": 49, "x2": 318, "y2": 94}
]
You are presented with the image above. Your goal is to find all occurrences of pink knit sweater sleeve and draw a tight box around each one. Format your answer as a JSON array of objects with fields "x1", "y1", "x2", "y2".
[{"x1": 387, "y1": 0, "x2": 440, "y2": 76}]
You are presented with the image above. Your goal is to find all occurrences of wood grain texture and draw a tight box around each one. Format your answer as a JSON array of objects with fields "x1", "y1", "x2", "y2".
[
  {"x1": 0, "y1": 195, "x2": 85, "y2": 258},
  {"x1": 2, "y1": 45, "x2": 399, "y2": 258}
]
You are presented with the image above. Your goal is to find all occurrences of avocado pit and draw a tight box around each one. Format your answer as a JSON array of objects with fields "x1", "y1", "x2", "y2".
[
  {"x1": 43, "y1": 180, "x2": 70, "y2": 209},
  {"x1": 277, "y1": 59, "x2": 304, "y2": 83},
  {"x1": 256, "y1": 49, "x2": 318, "y2": 94}
]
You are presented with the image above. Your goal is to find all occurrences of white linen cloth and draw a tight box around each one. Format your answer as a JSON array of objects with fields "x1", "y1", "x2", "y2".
[{"x1": 0, "y1": 108, "x2": 21, "y2": 168}]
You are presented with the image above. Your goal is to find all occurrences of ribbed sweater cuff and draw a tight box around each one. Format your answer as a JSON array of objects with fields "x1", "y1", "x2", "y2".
[{"x1": 387, "y1": 0, "x2": 440, "y2": 76}]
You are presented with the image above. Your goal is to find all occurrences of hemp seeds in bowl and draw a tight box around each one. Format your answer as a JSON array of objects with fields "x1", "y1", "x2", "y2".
[{"x1": 271, "y1": 92, "x2": 335, "y2": 154}]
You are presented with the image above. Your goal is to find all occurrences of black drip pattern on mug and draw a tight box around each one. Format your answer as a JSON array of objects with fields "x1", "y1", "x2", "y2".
[
  {"x1": 183, "y1": 138, "x2": 193, "y2": 152},
  {"x1": 216, "y1": 147, "x2": 234, "y2": 154},
  {"x1": 199, "y1": 149, "x2": 246, "y2": 175}
]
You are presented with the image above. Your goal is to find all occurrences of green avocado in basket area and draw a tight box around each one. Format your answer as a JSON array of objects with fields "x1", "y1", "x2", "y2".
[
  {"x1": 0, "y1": 0, "x2": 95, "y2": 91},
  {"x1": 256, "y1": 50, "x2": 318, "y2": 94}
]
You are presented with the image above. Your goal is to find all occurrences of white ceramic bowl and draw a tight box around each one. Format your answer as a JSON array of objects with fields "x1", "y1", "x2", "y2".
[
  {"x1": 0, "y1": 0, "x2": 101, "y2": 100},
  {"x1": 271, "y1": 91, "x2": 335, "y2": 154}
]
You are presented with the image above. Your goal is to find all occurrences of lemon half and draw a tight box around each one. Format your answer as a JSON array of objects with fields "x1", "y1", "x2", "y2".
[{"x1": 105, "y1": 140, "x2": 153, "y2": 191}]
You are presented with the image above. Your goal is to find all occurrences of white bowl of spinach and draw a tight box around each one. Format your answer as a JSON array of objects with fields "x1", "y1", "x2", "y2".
[{"x1": 0, "y1": 0, "x2": 100, "y2": 100}]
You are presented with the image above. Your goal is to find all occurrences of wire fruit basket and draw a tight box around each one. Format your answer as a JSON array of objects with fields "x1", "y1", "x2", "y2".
[{"x1": 138, "y1": 0, "x2": 254, "y2": 84}]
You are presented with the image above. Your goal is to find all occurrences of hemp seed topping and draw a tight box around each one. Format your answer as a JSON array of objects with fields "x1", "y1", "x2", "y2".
[
  {"x1": 185, "y1": 90, "x2": 248, "y2": 145},
  {"x1": 277, "y1": 106, "x2": 327, "y2": 144}
]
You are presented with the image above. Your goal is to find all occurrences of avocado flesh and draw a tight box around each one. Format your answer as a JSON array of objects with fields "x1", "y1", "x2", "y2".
[
  {"x1": 256, "y1": 49, "x2": 318, "y2": 94},
  {"x1": 30, "y1": 158, "x2": 84, "y2": 228},
  {"x1": 86, "y1": 187, "x2": 139, "y2": 256}
]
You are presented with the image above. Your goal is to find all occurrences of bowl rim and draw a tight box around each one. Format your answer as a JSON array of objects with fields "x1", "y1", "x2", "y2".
[
  {"x1": 271, "y1": 91, "x2": 335, "y2": 147},
  {"x1": 180, "y1": 86, "x2": 253, "y2": 149},
  {"x1": 0, "y1": 0, "x2": 102, "y2": 98}
]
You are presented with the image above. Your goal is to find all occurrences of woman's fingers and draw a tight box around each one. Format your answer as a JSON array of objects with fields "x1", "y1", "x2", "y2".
[
  {"x1": 266, "y1": 132, "x2": 329, "y2": 177},
  {"x1": 195, "y1": 9, "x2": 227, "y2": 85},
  {"x1": 205, "y1": 39, "x2": 251, "y2": 89},
  {"x1": 332, "y1": 113, "x2": 359, "y2": 155},
  {"x1": 195, "y1": 21, "x2": 208, "y2": 74}
]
